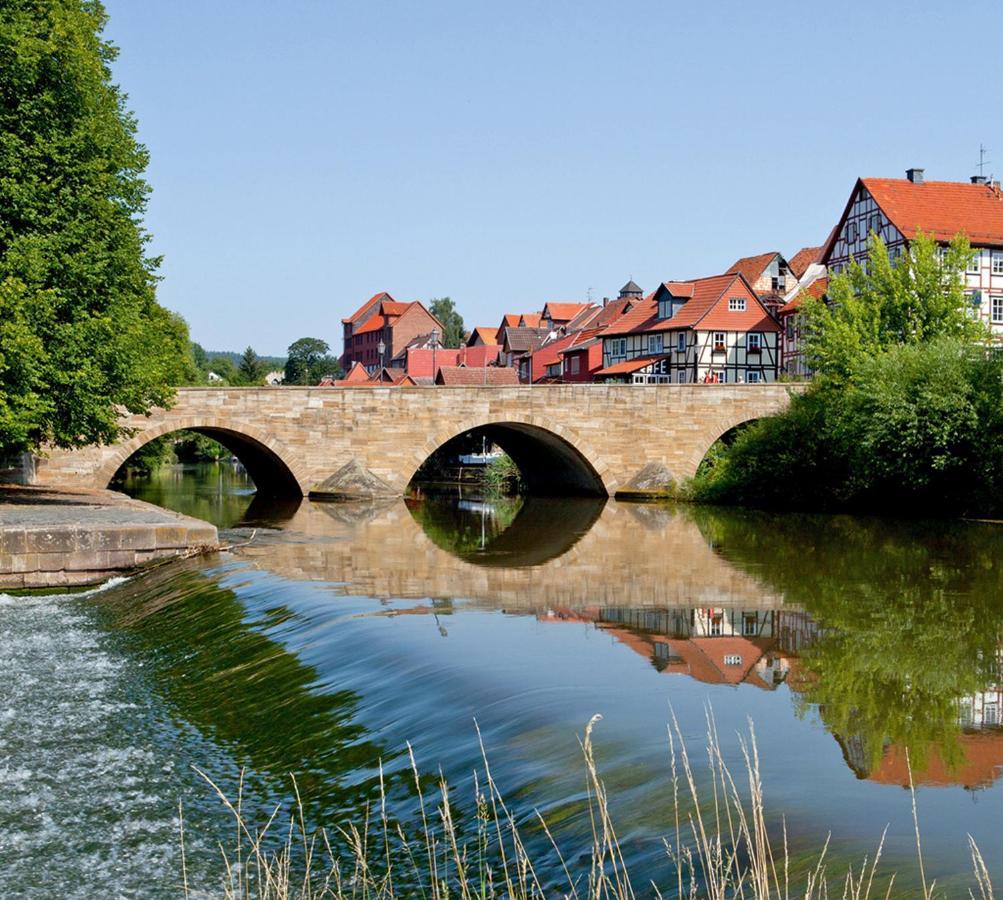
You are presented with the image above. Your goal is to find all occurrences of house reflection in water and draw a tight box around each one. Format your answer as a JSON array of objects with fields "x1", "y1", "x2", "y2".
[
  {"x1": 541, "y1": 604, "x2": 1003, "y2": 791},
  {"x1": 540, "y1": 606, "x2": 819, "y2": 690}
]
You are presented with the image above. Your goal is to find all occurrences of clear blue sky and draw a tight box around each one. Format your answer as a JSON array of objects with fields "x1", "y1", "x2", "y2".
[{"x1": 103, "y1": 0, "x2": 995, "y2": 356}]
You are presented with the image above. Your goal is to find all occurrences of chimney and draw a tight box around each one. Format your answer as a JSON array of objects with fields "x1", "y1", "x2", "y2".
[
  {"x1": 972, "y1": 175, "x2": 989, "y2": 185},
  {"x1": 603, "y1": 296, "x2": 609, "y2": 307},
  {"x1": 906, "y1": 167, "x2": 924, "y2": 184}
]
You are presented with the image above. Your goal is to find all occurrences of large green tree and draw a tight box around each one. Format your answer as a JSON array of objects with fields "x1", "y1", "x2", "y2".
[
  {"x1": 284, "y1": 337, "x2": 341, "y2": 385},
  {"x1": 0, "y1": 0, "x2": 192, "y2": 456},
  {"x1": 429, "y1": 297, "x2": 465, "y2": 348}
]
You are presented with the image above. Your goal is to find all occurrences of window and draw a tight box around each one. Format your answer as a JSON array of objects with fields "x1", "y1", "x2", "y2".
[
  {"x1": 568, "y1": 356, "x2": 580, "y2": 374},
  {"x1": 993, "y1": 253, "x2": 1003, "y2": 275},
  {"x1": 649, "y1": 333, "x2": 663, "y2": 354},
  {"x1": 985, "y1": 702, "x2": 1000, "y2": 726},
  {"x1": 846, "y1": 221, "x2": 858, "y2": 242},
  {"x1": 718, "y1": 370, "x2": 728, "y2": 383},
  {"x1": 869, "y1": 213, "x2": 882, "y2": 235},
  {"x1": 728, "y1": 297, "x2": 746, "y2": 312},
  {"x1": 747, "y1": 332, "x2": 762, "y2": 352},
  {"x1": 608, "y1": 337, "x2": 626, "y2": 359},
  {"x1": 713, "y1": 332, "x2": 726, "y2": 352},
  {"x1": 710, "y1": 615, "x2": 722, "y2": 636},
  {"x1": 658, "y1": 299, "x2": 672, "y2": 320},
  {"x1": 676, "y1": 370, "x2": 686, "y2": 383},
  {"x1": 743, "y1": 615, "x2": 758, "y2": 636},
  {"x1": 747, "y1": 371, "x2": 761, "y2": 383},
  {"x1": 968, "y1": 250, "x2": 982, "y2": 274},
  {"x1": 676, "y1": 333, "x2": 686, "y2": 352},
  {"x1": 771, "y1": 275, "x2": 786, "y2": 291},
  {"x1": 992, "y1": 296, "x2": 1003, "y2": 324}
]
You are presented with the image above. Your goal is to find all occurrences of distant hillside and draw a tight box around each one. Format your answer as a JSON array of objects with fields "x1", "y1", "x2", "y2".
[{"x1": 205, "y1": 350, "x2": 287, "y2": 371}]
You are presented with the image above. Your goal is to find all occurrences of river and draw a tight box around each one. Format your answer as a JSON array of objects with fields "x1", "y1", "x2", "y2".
[{"x1": 3, "y1": 462, "x2": 1002, "y2": 896}]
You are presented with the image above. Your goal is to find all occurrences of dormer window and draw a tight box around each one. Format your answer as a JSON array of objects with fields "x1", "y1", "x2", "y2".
[{"x1": 728, "y1": 297, "x2": 746, "y2": 312}]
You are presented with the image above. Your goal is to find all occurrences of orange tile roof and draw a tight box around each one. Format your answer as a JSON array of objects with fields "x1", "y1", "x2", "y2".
[
  {"x1": 435, "y1": 366, "x2": 520, "y2": 386},
  {"x1": 343, "y1": 292, "x2": 392, "y2": 325},
  {"x1": 519, "y1": 312, "x2": 543, "y2": 328},
  {"x1": 780, "y1": 276, "x2": 828, "y2": 314},
  {"x1": 823, "y1": 178, "x2": 1003, "y2": 259},
  {"x1": 544, "y1": 302, "x2": 591, "y2": 322},
  {"x1": 595, "y1": 354, "x2": 669, "y2": 376},
  {"x1": 353, "y1": 313, "x2": 389, "y2": 335},
  {"x1": 726, "y1": 252, "x2": 780, "y2": 285},
  {"x1": 788, "y1": 245, "x2": 823, "y2": 279},
  {"x1": 865, "y1": 178, "x2": 1003, "y2": 245},
  {"x1": 601, "y1": 274, "x2": 779, "y2": 336},
  {"x1": 527, "y1": 331, "x2": 581, "y2": 381},
  {"x1": 380, "y1": 301, "x2": 410, "y2": 316},
  {"x1": 468, "y1": 326, "x2": 498, "y2": 346},
  {"x1": 331, "y1": 362, "x2": 370, "y2": 385}
]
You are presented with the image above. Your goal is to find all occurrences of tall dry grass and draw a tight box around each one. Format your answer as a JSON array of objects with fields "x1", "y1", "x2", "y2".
[{"x1": 181, "y1": 713, "x2": 994, "y2": 899}]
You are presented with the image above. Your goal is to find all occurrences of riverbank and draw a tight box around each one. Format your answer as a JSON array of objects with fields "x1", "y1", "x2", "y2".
[{"x1": 0, "y1": 484, "x2": 219, "y2": 589}]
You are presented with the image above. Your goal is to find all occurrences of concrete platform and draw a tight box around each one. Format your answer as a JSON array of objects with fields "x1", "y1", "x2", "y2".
[{"x1": 0, "y1": 485, "x2": 219, "y2": 589}]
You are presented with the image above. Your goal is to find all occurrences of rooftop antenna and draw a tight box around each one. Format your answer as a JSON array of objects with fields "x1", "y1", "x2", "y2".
[
  {"x1": 586, "y1": 286, "x2": 593, "y2": 302},
  {"x1": 976, "y1": 143, "x2": 991, "y2": 178}
]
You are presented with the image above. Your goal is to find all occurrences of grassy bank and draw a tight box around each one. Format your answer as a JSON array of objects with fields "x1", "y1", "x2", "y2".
[{"x1": 183, "y1": 716, "x2": 991, "y2": 899}]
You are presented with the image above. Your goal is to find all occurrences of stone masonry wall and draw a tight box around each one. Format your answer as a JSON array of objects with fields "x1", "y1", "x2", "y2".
[{"x1": 33, "y1": 384, "x2": 800, "y2": 497}]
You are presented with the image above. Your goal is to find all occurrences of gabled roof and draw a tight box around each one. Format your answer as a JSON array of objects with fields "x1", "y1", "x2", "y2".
[
  {"x1": 519, "y1": 312, "x2": 543, "y2": 328},
  {"x1": 601, "y1": 274, "x2": 779, "y2": 335},
  {"x1": 543, "y1": 302, "x2": 591, "y2": 323},
  {"x1": 823, "y1": 177, "x2": 1003, "y2": 260},
  {"x1": 329, "y1": 361, "x2": 370, "y2": 386},
  {"x1": 466, "y1": 326, "x2": 498, "y2": 346},
  {"x1": 503, "y1": 326, "x2": 550, "y2": 353},
  {"x1": 352, "y1": 299, "x2": 442, "y2": 336},
  {"x1": 525, "y1": 331, "x2": 581, "y2": 381},
  {"x1": 343, "y1": 292, "x2": 393, "y2": 325},
  {"x1": 435, "y1": 366, "x2": 520, "y2": 386},
  {"x1": 726, "y1": 252, "x2": 782, "y2": 284},
  {"x1": 788, "y1": 245, "x2": 823, "y2": 279},
  {"x1": 619, "y1": 279, "x2": 643, "y2": 296}
]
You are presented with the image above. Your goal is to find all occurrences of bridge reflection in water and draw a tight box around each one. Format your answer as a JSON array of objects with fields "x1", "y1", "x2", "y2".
[{"x1": 234, "y1": 496, "x2": 1003, "y2": 793}]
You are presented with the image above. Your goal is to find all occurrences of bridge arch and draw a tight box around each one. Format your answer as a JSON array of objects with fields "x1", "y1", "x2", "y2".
[
  {"x1": 97, "y1": 419, "x2": 307, "y2": 497},
  {"x1": 686, "y1": 412, "x2": 768, "y2": 479},
  {"x1": 411, "y1": 417, "x2": 610, "y2": 496}
]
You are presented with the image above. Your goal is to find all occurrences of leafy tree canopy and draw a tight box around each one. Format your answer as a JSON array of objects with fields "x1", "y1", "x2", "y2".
[
  {"x1": 0, "y1": 0, "x2": 193, "y2": 455},
  {"x1": 284, "y1": 337, "x2": 342, "y2": 385},
  {"x1": 429, "y1": 297, "x2": 465, "y2": 349}
]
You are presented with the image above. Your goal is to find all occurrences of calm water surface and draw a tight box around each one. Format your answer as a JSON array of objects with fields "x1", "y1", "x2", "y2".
[{"x1": 4, "y1": 462, "x2": 1003, "y2": 896}]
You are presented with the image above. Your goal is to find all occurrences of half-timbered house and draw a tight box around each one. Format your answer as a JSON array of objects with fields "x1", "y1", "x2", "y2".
[
  {"x1": 595, "y1": 273, "x2": 780, "y2": 384},
  {"x1": 822, "y1": 169, "x2": 1003, "y2": 338}
]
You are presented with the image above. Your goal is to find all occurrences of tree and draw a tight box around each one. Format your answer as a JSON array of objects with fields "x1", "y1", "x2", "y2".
[
  {"x1": 429, "y1": 297, "x2": 465, "y2": 348},
  {"x1": 284, "y1": 337, "x2": 341, "y2": 385},
  {"x1": 802, "y1": 232, "x2": 986, "y2": 385},
  {"x1": 238, "y1": 346, "x2": 265, "y2": 385},
  {"x1": 0, "y1": 1, "x2": 192, "y2": 456}
]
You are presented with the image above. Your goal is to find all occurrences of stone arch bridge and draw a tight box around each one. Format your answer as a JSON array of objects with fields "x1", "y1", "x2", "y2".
[{"x1": 33, "y1": 384, "x2": 801, "y2": 499}]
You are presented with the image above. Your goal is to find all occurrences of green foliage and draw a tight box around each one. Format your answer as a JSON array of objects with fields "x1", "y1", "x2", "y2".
[
  {"x1": 0, "y1": 0, "x2": 193, "y2": 454},
  {"x1": 238, "y1": 346, "x2": 265, "y2": 385},
  {"x1": 802, "y1": 232, "x2": 987, "y2": 384},
  {"x1": 173, "y1": 432, "x2": 228, "y2": 463},
  {"x1": 482, "y1": 453, "x2": 524, "y2": 497},
  {"x1": 429, "y1": 297, "x2": 465, "y2": 349},
  {"x1": 692, "y1": 234, "x2": 1003, "y2": 515},
  {"x1": 284, "y1": 337, "x2": 342, "y2": 385},
  {"x1": 119, "y1": 434, "x2": 173, "y2": 475}
]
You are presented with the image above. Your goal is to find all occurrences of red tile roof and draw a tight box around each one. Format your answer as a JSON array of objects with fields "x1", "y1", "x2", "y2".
[
  {"x1": 343, "y1": 292, "x2": 392, "y2": 325},
  {"x1": 824, "y1": 178, "x2": 1003, "y2": 259},
  {"x1": 726, "y1": 252, "x2": 780, "y2": 285},
  {"x1": 519, "y1": 312, "x2": 543, "y2": 328},
  {"x1": 601, "y1": 274, "x2": 779, "y2": 336},
  {"x1": 435, "y1": 366, "x2": 520, "y2": 386},
  {"x1": 543, "y1": 302, "x2": 591, "y2": 322},
  {"x1": 780, "y1": 276, "x2": 828, "y2": 315},
  {"x1": 329, "y1": 362, "x2": 370, "y2": 386},
  {"x1": 788, "y1": 245, "x2": 823, "y2": 279},
  {"x1": 526, "y1": 331, "x2": 580, "y2": 381},
  {"x1": 467, "y1": 326, "x2": 498, "y2": 346},
  {"x1": 595, "y1": 354, "x2": 669, "y2": 376}
]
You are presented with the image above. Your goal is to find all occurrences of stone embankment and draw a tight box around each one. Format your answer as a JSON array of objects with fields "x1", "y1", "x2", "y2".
[{"x1": 0, "y1": 485, "x2": 218, "y2": 589}]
